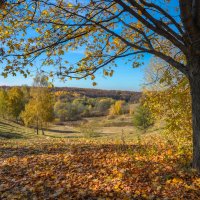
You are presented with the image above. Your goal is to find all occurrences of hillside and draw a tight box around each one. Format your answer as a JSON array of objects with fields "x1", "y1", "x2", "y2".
[
  {"x1": 0, "y1": 86, "x2": 141, "y2": 102},
  {"x1": 53, "y1": 87, "x2": 141, "y2": 102}
]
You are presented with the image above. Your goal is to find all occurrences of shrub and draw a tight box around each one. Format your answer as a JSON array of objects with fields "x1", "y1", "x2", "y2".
[
  {"x1": 133, "y1": 105, "x2": 154, "y2": 130},
  {"x1": 54, "y1": 101, "x2": 82, "y2": 121},
  {"x1": 79, "y1": 124, "x2": 100, "y2": 138},
  {"x1": 109, "y1": 100, "x2": 123, "y2": 115},
  {"x1": 54, "y1": 101, "x2": 68, "y2": 121},
  {"x1": 109, "y1": 100, "x2": 128, "y2": 116},
  {"x1": 95, "y1": 98, "x2": 114, "y2": 115}
]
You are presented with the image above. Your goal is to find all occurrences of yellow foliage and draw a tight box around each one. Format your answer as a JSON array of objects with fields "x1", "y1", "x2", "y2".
[
  {"x1": 143, "y1": 57, "x2": 191, "y2": 136},
  {"x1": 113, "y1": 38, "x2": 121, "y2": 47},
  {"x1": 109, "y1": 100, "x2": 125, "y2": 115},
  {"x1": 92, "y1": 82, "x2": 97, "y2": 86},
  {"x1": 41, "y1": 10, "x2": 48, "y2": 15}
]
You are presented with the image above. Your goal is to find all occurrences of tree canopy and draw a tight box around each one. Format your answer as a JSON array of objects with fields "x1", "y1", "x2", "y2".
[{"x1": 0, "y1": 0, "x2": 199, "y2": 81}]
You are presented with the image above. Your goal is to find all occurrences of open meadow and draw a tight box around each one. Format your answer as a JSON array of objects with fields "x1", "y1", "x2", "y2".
[{"x1": 0, "y1": 117, "x2": 199, "y2": 200}]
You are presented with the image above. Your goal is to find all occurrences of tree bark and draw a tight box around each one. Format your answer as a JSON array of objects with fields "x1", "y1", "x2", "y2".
[
  {"x1": 36, "y1": 118, "x2": 39, "y2": 135},
  {"x1": 189, "y1": 56, "x2": 200, "y2": 171}
]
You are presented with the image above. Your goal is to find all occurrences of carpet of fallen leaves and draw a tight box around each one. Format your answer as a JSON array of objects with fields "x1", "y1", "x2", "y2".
[{"x1": 0, "y1": 135, "x2": 200, "y2": 200}]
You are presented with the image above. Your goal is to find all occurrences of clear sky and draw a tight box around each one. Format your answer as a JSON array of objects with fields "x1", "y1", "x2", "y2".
[
  {"x1": 2, "y1": 0, "x2": 176, "y2": 91},
  {"x1": 0, "y1": 49, "x2": 151, "y2": 91},
  {"x1": 0, "y1": 0, "x2": 180, "y2": 91}
]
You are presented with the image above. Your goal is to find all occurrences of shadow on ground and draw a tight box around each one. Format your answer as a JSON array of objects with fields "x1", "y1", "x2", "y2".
[
  {"x1": 0, "y1": 131, "x2": 24, "y2": 139},
  {"x1": 45, "y1": 128, "x2": 77, "y2": 134},
  {"x1": 0, "y1": 142, "x2": 197, "y2": 199}
]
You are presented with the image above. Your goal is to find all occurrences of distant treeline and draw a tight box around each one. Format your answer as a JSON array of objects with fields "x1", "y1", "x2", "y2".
[
  {"x1": 0, "y1": 86, "x2": 141, "y2": 102},
  {"x1": 53, "y1": 87, "x2": 141, "y2": 102}
]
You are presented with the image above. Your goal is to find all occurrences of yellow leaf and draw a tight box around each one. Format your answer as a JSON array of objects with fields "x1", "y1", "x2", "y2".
[{"x1": 92, "y1": 82, "x2": 97, "y2": 86}]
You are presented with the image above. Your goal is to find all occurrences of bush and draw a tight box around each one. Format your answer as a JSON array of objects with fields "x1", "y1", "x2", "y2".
[
  {"x1": 95, "y1": 98, "x2": 114, "y2": 115},
  {"x1": 109, "y1": 100, "x2": 124, "y2": 115},
  {"x1": 133, "y1": 105, "x2": 154, "y2": 130},
  {"x1": 79, "y1": 124, "x2": 100, "y2": 138},
  {"x1": 54, "y1": 101, "x2": 82, "y2": 121},
  {"x1": 109, "y1": 100, "x2": 129, "y2": 116}
]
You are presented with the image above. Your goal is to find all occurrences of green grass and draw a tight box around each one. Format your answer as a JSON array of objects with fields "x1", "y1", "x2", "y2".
[
  {"x1": 0, "y1": 119, "x2": 35, "y2": 139},
  {"x1": 0, "y1": 114, "x2": 163, "y2": 145}
]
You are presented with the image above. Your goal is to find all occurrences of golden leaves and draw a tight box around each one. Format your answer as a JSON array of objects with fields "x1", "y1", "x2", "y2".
[
  {"x1": 136, "y1": 22, "x2": 142, "y2": 29},
  {"x1": 41, "y1": 10, "x2": 48, "y2": 16},
  {"x1": 98, "y1": 59, "x2": 103, "y2": 65},
  {"x1": 91, "y1": 75, "x2": 95, "y2": 80},
  {"x1": 92, "y1": 82, "x2": 97, "y2": 86},
  {"x1": 110, "y1": 70, "x2": 114, "y2": 77},
  {"x1": 36, "y1": 28, "x2": 42, "y2": 34},
  {"x1": 103, "y1": 70, "x2": 109, "y2": 76},
  {"x1": 68, "y1": 3, "x2": 73, "y2": 7},
  {"x1": 0, "y1": 133, "x2": 199, "y2": 199},
  {"x1": 58, "y1": 49, "x2": 64, "y2": 55},
  {"x1": 113, "y1": 37, "x2": 120, "y2": 46}
]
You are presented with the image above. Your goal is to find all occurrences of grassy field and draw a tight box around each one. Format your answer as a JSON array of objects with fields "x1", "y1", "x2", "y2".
[{"x1": 0, "y1": 117, "x2": 199, "y2": 199}]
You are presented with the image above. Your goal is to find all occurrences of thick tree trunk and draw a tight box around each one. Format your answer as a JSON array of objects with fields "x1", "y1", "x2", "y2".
[{"x1": 189, "y1": 57, "x2": 200, "y2": 171}]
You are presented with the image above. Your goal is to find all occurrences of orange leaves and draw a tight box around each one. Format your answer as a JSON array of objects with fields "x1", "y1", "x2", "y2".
[
  {"x1": 166, "y1": 177, "x2": 184, "y2": 185},
  {"x1": 92, "y1": 82, "x2": 97, "y2": 86},
  {"x1": 41, "y1": 10, "x2": 48, "y2": 16},
  {"x1": 0, "y1": 136, "x2": 199, "y2": 199},
  {"x1": 98, "y1": 58, "x2": 103, "y2": 65},
  {"x1": 113, "y1": 37, "x2": 121, "y2": 47}
]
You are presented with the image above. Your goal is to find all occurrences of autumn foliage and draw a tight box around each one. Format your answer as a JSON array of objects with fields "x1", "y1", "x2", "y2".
[
  {"x1": 0, "y1": 133, "x2": 199, "y2": 199},
  {"x1": 143, "y1": 57, "x2": 192, "y2": 136}
]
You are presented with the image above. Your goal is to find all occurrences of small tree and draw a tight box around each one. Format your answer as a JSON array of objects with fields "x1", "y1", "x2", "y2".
[
  {"x1": 109, "y1": 100, "x2": 126, "y2": 116},
  {"x1": 7, "y1": 87, "x2": 25, "y2": 121},
  {"x1": 72, "y1": 99, "x2": 86, "y2": 116},
  {"x1": 0, "y1": 89, "x2": 8, "y2": 118},
  {"x1": 21, "y1": 88, "x2": 54, "y2": 135},
  {"x1": 33, "y1": 73, "x2": 49, "y2": 87},
  {"x1": 133, "y1": 105, "x2": 154, "y2": 131},
  {"x1": 95, "y1": 98, "x2": 113, "y2": 115},
  {"x1": 144, "y1": 57, "x2": 192, "y2": 136},
  {"x1": 54, "y1": 101, "x2": 68, "y2": 122},
  {"x1": 21, "y1": 85, "x2": 31, "y2": 104}
]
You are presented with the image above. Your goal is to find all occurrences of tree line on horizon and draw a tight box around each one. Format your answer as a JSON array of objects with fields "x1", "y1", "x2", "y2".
[{"x1": 0, "y1": 85, "x2": 142, "y2": 103}]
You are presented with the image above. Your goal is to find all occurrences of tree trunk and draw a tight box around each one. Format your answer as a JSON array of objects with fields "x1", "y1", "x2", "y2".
[
  {"x1": 41, "y1": 125, "x2": 44, "y2": 135},
  {"x1": 36, "y1": 118, "x2": 39, "y2": 135},
  {"x1": 189, "y1": 57, "x2": 200, "y2": 171},
  {"x1": 40, "y1": 122, "x2": 44, "y2": 135}
]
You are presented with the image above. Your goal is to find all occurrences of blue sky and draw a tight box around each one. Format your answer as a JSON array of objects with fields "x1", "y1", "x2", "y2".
[
  {"x1": 1, "y1": 0, "x2": 179, "y2": 91},
  {"x1": 0, "y1": 52, "x2": 151, "y2": 91},
  {"x1": 0, "y1": 35, "x2": 151, "y2": 92}
]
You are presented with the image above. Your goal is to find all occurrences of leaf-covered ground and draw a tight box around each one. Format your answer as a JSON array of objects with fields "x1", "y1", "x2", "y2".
[{"x1": 0, "y1": 133, "x2": 200, "y2": 200}]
